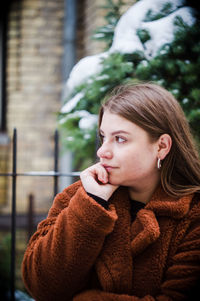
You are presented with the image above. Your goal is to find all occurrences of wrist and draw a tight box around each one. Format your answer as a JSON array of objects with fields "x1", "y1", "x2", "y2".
[
  {"x1": 87, "y1": 192, "x2": 109, "y2": 209},
  {"x1": 86, "y1": 189, "x2": 110, "y2": 201}
]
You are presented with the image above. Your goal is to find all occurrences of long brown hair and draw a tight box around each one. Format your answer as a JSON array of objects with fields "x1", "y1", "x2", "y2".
[{"x1": 99, "y1": 82, "x2": 200, "y2": 197}]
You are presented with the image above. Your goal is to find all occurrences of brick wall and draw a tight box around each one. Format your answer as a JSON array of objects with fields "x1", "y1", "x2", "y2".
[
  {"x1": 1, "y1": 0, "x2": 65, "y2": 213},
  {"x1": 77, "y1": 0, "x2": 135, "y2": 57},
  {"x1": 76, "y1": 0, "x2": 106, "y2": 58},
  {"x1": 83, "y1": 0, "x2": 107, "y2": 56}
]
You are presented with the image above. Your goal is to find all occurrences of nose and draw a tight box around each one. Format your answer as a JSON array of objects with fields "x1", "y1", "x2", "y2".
[{"x1": 97, "y1": 143, "x2": 113, "y2": 159}]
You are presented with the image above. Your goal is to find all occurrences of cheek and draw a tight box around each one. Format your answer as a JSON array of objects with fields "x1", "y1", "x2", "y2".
[
  {"x1": 139, "y1": 150, "x2": 157, "y2": 173},
  {"x1": 124, "y1": 148, "x2": 156, "y2": 171},
  {"x1": 119, "y1": 153, "x2": 140, "y2": 172}
]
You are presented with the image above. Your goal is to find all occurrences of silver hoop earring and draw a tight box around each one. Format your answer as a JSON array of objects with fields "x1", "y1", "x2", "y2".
[{"x1": 157, "y1": 158, "x2": 161, "y2": 169}]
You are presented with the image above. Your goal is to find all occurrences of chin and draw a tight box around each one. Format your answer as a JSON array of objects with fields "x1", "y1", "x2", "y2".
[{"x1": 108, "y1": 177, "x2": 121, "y2": 186}]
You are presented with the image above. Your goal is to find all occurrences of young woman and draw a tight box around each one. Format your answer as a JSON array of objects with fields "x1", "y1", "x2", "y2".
[{"x1": 22, "y1": 83, "x2": 200, "y2": 301}]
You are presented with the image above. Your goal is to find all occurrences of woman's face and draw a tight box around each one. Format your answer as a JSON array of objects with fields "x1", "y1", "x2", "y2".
[{"x1": 97, "y1": 110, "x2": 160, "y2": 190}]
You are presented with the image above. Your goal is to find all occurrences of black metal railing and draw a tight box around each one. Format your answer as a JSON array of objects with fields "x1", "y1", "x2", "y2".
[{"x1": 0, "y1": 128, "x2": 80, "y2": 301}]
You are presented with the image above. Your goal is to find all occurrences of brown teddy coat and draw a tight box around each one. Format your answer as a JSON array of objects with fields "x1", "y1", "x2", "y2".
[{"x1": 21, "y1": 180, "x2": 200, "y2": 301}]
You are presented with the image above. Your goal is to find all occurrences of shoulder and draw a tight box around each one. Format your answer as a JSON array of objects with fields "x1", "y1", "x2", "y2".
[
  {"x1": 181, "y1": 193, "x2": 200, "y2": 241},
  {"x1": 188, "y1": 193, "x2": 200, "y2": 221}
]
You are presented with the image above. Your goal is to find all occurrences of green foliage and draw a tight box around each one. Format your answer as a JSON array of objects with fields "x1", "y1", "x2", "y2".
[
  {"x1": 59, "y1": 1, "x2": 200, "y2": 170},
  {"x1": 133, "y1": 18, "x2": 200, "y2": 139},
  {"x1": 0, "y1": 234, "x2": 11, "y2": 299},
  {"x1": 136, "y1": 29, "x2": 151, "y2": 44},
  {"x1": 60, "y1": 121, "x2": 98, "y2": 170},
  {"x1": 0, "y1": 233, "x2": 34, "y2": 301},
  {"x1": 143, "y1": 2, "x2": 174, "y2": 21},
  {"x1": 92, "y1": 0, "x2": 125, "y2": 49},
  {"x1": 59, "y1": 52, "x2": 134, "y2": 169}
]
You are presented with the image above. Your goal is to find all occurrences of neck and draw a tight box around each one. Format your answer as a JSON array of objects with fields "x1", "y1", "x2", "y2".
[{"x1": 129, "y1": 179, "x2": 160, "y2": 204}]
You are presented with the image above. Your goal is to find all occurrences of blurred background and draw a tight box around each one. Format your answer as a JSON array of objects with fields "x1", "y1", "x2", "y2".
[{"x1": 0, "y1": 0, "x2": 199, "y2": 299}]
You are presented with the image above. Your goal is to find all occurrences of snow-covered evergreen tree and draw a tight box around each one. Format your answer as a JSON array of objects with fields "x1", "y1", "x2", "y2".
[{"x1": 59, "y1": 0, "x2": 200, "y2": 170}]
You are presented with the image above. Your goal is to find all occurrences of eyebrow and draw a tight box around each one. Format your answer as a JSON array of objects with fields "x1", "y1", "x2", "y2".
[{"x1": 99, "y1": 129, "x2": 131, "y2": 136}]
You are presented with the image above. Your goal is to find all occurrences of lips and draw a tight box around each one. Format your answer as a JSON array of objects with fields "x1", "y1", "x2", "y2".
[{"x1": 102, "y1": 164, "x2": 118, "y2": 172}]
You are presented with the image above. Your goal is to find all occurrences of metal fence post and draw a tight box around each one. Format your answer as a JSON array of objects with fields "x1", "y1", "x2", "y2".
[
  {"x1": 27, "y1": 194, "x2": 34, "y2": 241},
  {"x1": 11, "y1": 128, "x2": 17, "y2": 301},
  {"x1": 54, "y1": 129, "x2": 59, "y2": 196},
  {"x1": 0, "y1": 127, "x2": 81, "y2": 299}
]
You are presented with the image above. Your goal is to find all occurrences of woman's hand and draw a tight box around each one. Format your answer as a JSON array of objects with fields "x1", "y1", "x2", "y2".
[{"x1": 80, "y1": 163, "x2": 119, "y2": 201}]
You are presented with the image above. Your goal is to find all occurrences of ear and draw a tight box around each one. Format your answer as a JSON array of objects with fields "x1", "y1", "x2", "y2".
[{"x1": 157, "y1": 134, "x2": 172, "y2": 160}]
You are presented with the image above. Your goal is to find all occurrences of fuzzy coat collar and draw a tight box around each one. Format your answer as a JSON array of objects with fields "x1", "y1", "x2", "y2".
[{"x1": 95, "y1": 185, "x2": 194, "y2": 294}]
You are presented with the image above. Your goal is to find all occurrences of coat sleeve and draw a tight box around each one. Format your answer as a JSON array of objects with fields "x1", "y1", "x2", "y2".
[
  {"x1": 73, "y1": 202, "x2": 200, "y2": 301},
  {"x1": 21, "y1": 181, "x2": 118, "y2": 301}
]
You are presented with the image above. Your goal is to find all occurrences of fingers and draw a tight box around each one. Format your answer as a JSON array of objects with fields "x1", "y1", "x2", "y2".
[
  {"x1": 95, "y1": 163, "x2": 108, "y2": 184},
  {"x1": 80, "y1": 163, "x2": 119, "y2": 201},
  {"x1": 81, "y1": 163, "x2": 108, "y2": 184},
  {"x1": 80, "y1": 163, "x2": 109, "y2": 196}
]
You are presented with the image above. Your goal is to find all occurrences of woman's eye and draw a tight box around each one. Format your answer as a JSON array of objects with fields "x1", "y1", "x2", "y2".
[
  {"x1": 99, "y1": 134, "x2": 105, "y2": 142},
  {"x1": 116, "y1": 136, "x2": 126, "y2": 143}
]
